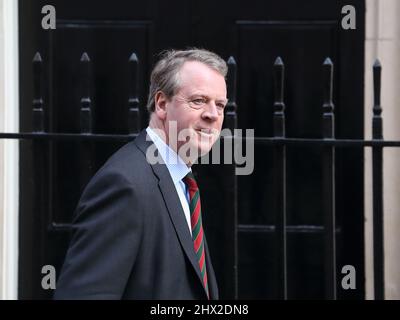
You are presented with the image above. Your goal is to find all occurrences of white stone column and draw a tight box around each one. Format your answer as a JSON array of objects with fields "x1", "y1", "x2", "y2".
[{"x1": 0, "y1": 0, "x2": 19, "y2": 300}]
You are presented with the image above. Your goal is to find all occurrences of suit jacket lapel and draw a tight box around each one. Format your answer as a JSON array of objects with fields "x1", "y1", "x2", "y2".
[{"x1": 135, "y1": 130, "x2": 209, "y2": 298}]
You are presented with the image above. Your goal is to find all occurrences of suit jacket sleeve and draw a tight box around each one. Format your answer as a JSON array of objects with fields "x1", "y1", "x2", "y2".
[{"x1": 53, "y1": 168, "x2": 143, "y2": 299}]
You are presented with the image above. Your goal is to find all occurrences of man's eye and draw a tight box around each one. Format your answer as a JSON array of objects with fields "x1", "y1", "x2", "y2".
[
  {"x1": 217, "y1": 103, "x2": 226, "y2": 109},
  {"x1": 192, "y1": 99, "x2": 206, "y2": 105}
]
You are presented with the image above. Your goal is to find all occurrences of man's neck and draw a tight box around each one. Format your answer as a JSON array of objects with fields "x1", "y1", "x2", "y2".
[{"x1": 147, "y1": 124, "x2": 192, "y2": 168}]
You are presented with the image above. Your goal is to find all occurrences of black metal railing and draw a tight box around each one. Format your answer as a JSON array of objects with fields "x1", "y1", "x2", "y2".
[{"x1": 0, "y1": 51, "x2": 396, "y2": 300}]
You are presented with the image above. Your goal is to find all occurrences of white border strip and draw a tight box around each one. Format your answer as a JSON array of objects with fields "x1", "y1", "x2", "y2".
[{"x1": 0, "y1": 0, "x2": 19, "y2": 300}]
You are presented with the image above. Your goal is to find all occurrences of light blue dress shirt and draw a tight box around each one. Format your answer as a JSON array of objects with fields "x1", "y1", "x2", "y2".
[{"x1": 146, "y1": 127, "x2": 192, "y2": 235}]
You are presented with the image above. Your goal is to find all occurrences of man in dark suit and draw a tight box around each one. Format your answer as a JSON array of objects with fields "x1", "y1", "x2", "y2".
[{"x1": 54, "y1": 49, "x2": 228, "y2": 299}]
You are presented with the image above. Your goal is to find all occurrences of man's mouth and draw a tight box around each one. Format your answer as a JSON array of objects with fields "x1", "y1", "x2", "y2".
[{"x1": 195, "y1": 128, "x2": 216, "y2": 136}]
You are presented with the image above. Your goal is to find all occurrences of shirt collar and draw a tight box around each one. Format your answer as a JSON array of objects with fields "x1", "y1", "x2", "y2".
[{"x1": 146, "y1": 127, "x2": 191, "y2": 184}]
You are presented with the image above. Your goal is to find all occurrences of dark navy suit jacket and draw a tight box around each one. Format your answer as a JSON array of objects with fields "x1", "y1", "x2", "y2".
[{"x1": 53, "y1": 130, "x2": 218, "y2": 300}]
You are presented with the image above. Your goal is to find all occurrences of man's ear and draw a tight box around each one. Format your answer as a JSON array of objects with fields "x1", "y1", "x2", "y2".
[{"x1": 154, "y1": 91, "x2": 168, "y2": 120}]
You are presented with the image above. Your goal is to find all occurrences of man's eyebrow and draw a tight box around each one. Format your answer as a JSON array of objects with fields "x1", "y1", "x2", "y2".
[
  {"x1": 188, "y1": 92, "x2": 209, "y2": 97},
  {"x1": 188, "y1": 94, "x2": 206, "y2": 98},
  {"x1": 188, "y1": 94, "x2": 228, "y2": 104}
]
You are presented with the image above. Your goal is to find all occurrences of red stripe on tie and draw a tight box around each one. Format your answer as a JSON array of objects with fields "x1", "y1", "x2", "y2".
[
  {"x1": 194, "y1": 226, "x2": 204, "y2": 251},
  {"x1": 191, "y1": 200, "x2": 201, "y2": 230},
  {"x1": 203, "y1": 272, "x2": 209, "y2": 299},
  {"x1": 199, "y1": 247, "x2": 206, "y2": 271}
]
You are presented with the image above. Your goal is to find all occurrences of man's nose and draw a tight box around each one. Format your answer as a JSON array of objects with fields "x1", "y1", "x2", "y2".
[{"x1": 202, "y1": 102, "x2": 219, "y2": 121}]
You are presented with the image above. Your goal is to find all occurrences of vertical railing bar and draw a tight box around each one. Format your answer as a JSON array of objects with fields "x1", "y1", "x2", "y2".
[
  {"x1": 47, "y1": 36, "x2": 55, "y2": 236},
  {"x1": 372, "y1": 59, "x2": 384, "y2": 300},
  {"x1": 225, "y1": 56, "x2": 238, "y2": 299},
  {"x1": 128, "y1": 52, "x2": 141, "y2": 134},
  {"x1": 80, "y1": 52, "x2": 93, "y2": 134},
  {"x1": 33, "y1": 53, "x2": 44, "y2": 133},
  {"x1": 32, "y1": 52, "x2": 47, "y2": 292},
  {"x1": 273, "y1": 56, "x2": 287, "y2": 299},
  {"x1": 322, "y1": 57, "x2": 337, "y2": 299},
  {"x1": 79, "y1": 52, "x2": 94, "y2": 192}
]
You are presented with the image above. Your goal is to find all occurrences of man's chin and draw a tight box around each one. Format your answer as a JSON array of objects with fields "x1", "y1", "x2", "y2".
[
  {"x1": 197, "y1": 144, "x2": 214, "y2": 157},
  {"x1": 177, "y1": 132, "x2": 218, "y2": 163}
]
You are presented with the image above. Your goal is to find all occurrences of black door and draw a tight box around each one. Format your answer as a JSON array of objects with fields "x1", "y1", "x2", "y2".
[{"x1": 19, "y1": 0, "x2": 365, "y2": 299}]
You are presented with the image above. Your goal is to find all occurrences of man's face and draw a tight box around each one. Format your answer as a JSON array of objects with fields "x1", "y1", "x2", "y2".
[{"x1": 162, "y1": 61, "x2": 227, "y2": 160}]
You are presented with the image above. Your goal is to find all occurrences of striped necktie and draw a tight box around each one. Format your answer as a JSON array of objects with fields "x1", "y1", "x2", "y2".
[{"x1": 183, "y1": 172, "x2": 209, "y2": 299}]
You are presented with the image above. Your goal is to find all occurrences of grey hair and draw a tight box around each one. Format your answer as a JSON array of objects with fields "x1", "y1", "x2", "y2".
[{"x1": 146, "y1": 48, "x2": 228, "y2": 113}]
